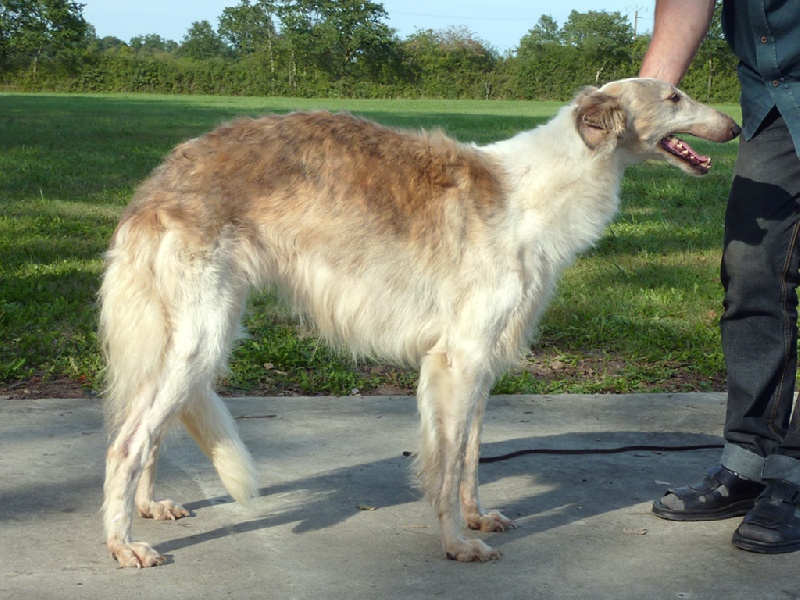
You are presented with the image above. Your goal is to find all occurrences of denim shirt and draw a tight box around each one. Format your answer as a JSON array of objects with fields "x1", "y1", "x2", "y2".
[{"x1": 722, "y1": 0, "x2": 800, "y2": 156}]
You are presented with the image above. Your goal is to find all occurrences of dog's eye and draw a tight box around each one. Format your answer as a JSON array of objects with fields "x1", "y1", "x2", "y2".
[{"x1": 667, "y1": 92, "x2": 681, "y2": 103}]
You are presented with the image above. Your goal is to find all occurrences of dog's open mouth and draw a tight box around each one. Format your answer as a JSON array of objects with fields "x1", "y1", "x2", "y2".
[{"x1": 659, "y1": 135, "x2": 712, "y2": 174}]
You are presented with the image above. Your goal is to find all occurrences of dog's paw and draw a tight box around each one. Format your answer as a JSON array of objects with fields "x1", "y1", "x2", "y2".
[
  {"x1": 137, "y1": 498, "x2": 190, "y2": 521},
  {"x1": 465, "y1": 511, "x2": 516, "y2": 533},
  {"x1": 444, "y1": 538, "x2": 501, "y2": 562},
  {"x1": 110, "y1": 541, "x2": 166, "y2": 568}
]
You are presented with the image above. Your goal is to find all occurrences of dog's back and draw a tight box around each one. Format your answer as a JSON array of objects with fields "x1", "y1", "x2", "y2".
[{"x1": 123, "y1": 111, "x2": 504, "y2": 241}]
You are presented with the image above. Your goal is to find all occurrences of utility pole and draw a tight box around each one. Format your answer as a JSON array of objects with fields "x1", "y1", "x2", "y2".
[{"x1": 629, "y1": 5, "x2": 646, "y2": 37}]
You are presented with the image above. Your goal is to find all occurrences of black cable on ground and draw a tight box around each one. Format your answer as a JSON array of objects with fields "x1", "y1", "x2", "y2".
[
  {"x1": 477, "y1": 443, "x2": 724, "y2": 463},
  {"x1": 401, "y1": 443, "x2": 724, "y2": 463}
]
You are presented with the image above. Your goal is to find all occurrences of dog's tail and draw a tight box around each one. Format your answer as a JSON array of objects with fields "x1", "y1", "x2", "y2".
[
  {"x1": 99, "y1": 211, "x2": 258, "y2": 504},
  {"x1": 99, "y1": 216, "x2": 174, "y2": 437},
  {"x1": 180, "y1": 390, "x2": 259, "y2": 505}
]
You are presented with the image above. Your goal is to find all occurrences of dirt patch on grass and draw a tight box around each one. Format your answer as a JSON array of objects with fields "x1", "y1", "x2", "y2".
[
  {"x1": 1, "y1": 353, "x2": 726, "y2": 400},
  {"x1": 0, "y1": 377, "x2": 97, "y2": 401}
]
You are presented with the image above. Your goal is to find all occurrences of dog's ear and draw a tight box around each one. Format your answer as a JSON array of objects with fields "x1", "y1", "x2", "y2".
[{"x1": 574, "y1": 88, "x2": 627, "y2": 151}]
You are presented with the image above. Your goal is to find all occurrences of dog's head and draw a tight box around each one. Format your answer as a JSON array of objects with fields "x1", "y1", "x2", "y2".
[{"x1": 574, "y1": 78, "x2": 741, "y2": 175}]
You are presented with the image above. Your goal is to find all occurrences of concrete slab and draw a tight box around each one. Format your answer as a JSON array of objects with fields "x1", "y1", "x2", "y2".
[{"x1": 1, "y1": 393, "x2": 797, "y2": 599}]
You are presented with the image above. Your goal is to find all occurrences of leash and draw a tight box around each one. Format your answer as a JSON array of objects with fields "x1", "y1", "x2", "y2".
[{"x1": 402, "y1": 443, "x2": 724, "y2": 464}]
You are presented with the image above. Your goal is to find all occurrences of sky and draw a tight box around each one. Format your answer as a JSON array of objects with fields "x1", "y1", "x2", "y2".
[{"x1": 82, "y1": 0, "x2": 655, "y2": 54}]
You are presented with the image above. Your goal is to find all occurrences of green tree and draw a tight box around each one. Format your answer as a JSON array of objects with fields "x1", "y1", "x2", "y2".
[
  {"x1": 0, "y1": 0, "x2": 88, "y2": 75},
  {"x1": 98, "y1": 35, "x2": 126, "y2": 51},
  {"x1": 561, "y1": 10, "x2": 633, "y2": 83},
  {"x1": 680, "y1": 3, "x2": 737, "y2": 101},
  {"x1": 218, "y1": 0, "x2": 278, "y2": 57},
  {"x1": 129, "y1": 33, "x2": 177, "y2": 55},
  {"x1": 180, "y1": 20, "x2": 225, "y2": 60},
  {"x1": 514, "y1": 16, "x2": 574, "y2": 99},
  {"x1": 282, "y1": 1, "x2": 395, "y2": 74},
  {"x1": 523, "y1": 14, "x2": 561, "y2": 46},
  {"x1": 275, "y1": 0, "x2": 399, "y2": 94},
  {"x1": 218, "y1": 0, "x2": 280, "y2": 85},
  {"x1": 403, "y1": 27, "x2": 497, "y2": 99}
]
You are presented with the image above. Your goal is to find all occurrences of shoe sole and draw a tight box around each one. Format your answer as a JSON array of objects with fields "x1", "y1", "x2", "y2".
[
  {"x1": 732, "y1": 531, "x2": 800, "y2": 554},
  {"x1": 652, "y1": 499, "x2": 755, "y2": 522}
]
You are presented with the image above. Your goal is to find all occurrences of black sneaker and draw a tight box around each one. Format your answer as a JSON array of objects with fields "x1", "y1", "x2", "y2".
[
  {"x1": 733, "y1": 480, "x2": 800, "y2": 554},
  {"x1": 652, "y1": 465, "x2": 765, "y2": 521}
]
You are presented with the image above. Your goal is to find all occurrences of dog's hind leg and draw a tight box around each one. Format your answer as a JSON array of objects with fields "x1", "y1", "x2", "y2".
[
  {"x1": 415, "y1": 351, "x2": 500, "y2": 562},
  {"x1": 104, "y1": 316, "x2": 252, "y2": 567},
  {"x1": 135, "y1": 436, "x2": 190, "y2": 521},
  {"x1": 459, "y1": 393, "x2": 516, "y2": 533},
  {"x1": 103, "y1": 377, "x2": 191, "y2": 567},
  {"x1": 102, "y1": 231, "x2": 254, "y2": 567}
]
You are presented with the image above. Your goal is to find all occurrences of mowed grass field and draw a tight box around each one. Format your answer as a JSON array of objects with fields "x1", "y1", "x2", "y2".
[{"x1": 0, "y1": 92, "x2": 742, "y2": 398}]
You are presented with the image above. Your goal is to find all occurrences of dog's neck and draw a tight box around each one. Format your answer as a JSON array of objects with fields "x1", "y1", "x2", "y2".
[{"x1": 481, "y1": 105, "x2": 626, "y2": 265}]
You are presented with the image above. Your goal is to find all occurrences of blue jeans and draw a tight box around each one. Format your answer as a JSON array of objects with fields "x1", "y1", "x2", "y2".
[{"x1": 720, "y1": 108, "x2": 800, "y2": 485}]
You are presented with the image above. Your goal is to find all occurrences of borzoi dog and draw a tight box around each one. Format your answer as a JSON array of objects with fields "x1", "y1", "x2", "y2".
[{"x1": 100, "y1": 78, "x2": 740, "y2": 567}]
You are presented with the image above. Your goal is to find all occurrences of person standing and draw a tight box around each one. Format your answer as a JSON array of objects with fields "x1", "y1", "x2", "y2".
[{"x1": 640, "y1": 0, "x2": 800, "y2": 553}]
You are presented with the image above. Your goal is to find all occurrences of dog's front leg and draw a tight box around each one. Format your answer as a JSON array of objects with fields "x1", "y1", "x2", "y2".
[
  {"x1": 459, "y1": 392, "x2": 516, "y2": 533},
  {"x1": 415, "y1": 352, "x2": 500, "y2": 562}
]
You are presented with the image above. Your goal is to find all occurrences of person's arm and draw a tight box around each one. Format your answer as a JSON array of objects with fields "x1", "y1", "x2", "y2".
[{"x1": 639, "y1": 0, "x2": 716, "y2": 85}]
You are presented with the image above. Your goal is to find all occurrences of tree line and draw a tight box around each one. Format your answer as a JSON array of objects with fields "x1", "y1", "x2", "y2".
[{"x1": 0, "y1": 0, "x2": 740, "y2": 101}]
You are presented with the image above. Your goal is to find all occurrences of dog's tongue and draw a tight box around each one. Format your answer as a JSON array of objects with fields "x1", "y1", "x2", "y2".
[{"x1": 661, "y1": 135, "x2": 711, "y2": 167}]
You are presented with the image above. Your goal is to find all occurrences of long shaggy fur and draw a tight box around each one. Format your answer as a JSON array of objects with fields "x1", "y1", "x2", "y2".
[{"x1": 100, "y1": 79, "x2": 739, "y2": 567}]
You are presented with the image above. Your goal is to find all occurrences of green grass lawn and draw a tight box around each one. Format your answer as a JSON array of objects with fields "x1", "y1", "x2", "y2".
[{"x1": 0, "y1": 92, "x2": 742, "y2": 397}]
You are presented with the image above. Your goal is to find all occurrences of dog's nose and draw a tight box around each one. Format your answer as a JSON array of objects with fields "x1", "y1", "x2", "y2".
[{"x1": 732, "y1": 124, "x2": 742, "y2": 139}]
